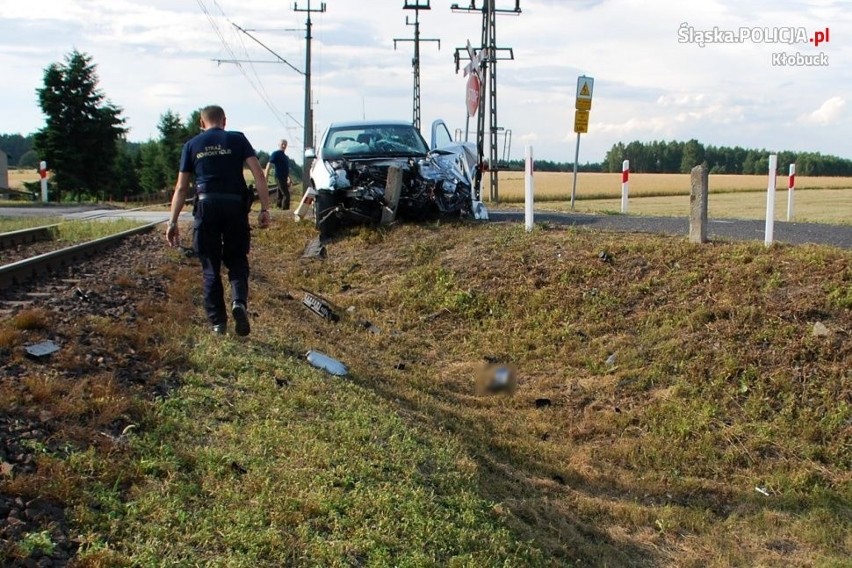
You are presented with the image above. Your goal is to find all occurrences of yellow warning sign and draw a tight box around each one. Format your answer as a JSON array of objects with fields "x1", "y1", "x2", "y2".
[
  {"x1": 576, "y1": 76, "x2": 594, "y2": 100},
  {"x1": 575, "y1": 98, "x2": 591, "y2": 111},
  {"x1": 574, "y1": 110, "x2": 589, "y2": 134}
]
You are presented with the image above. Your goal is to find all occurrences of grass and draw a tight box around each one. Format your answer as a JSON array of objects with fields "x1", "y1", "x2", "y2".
[
  {"x1": 0, "y1": 217, "x2": 146, "y2": 243},
  {"x1": 1, "y1": 212, "x2": 850, "y2": 566}
]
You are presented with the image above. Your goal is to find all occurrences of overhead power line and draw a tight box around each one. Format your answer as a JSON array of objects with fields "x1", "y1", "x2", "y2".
[{"x1": 196, "y1": 0, "x2": 298, "y2": 139}]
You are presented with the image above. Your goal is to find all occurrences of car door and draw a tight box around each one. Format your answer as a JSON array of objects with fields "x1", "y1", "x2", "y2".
[{"x1": 430, "y1": 119, "x2": 453, "y2": 151}]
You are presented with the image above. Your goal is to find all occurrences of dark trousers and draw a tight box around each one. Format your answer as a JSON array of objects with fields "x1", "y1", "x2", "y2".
[
  {"x1": 193, "y1": 197, "x2": 251, "y2": 325},
  {"x1": 277, "y1": 178, "x2": 291, "y2": 209}
]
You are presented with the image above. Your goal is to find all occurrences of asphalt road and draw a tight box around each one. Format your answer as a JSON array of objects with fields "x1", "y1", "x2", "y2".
[{"x1": 490, "y1": 210, "x2": 852, "y2": 250}]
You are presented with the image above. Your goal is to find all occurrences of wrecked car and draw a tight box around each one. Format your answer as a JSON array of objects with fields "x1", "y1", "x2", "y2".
[{"x1": 294, "y1": 120, "x2": 488, "y2": 238}]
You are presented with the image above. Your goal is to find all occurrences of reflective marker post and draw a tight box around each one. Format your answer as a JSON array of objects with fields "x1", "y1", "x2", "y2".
[
  {"x1": 787, "y1": 163, "x2": 796, "y2": 222},
  {"x1": 39, "y1": 161, "x2": 48, "y2": 202},
  {"x1": 525, "y1": 145, "x2": 534, "y2": 232},
  {"x1": 621, "y1": 159, "x2": 629, "y2": 213},
  {"x1": 765, "y1": 154, "x2": 778, "y2": 246}
]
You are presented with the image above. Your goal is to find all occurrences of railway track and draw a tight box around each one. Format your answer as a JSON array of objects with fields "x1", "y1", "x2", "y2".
[
  {"x1": 0, "y1": 224, "x2": 59, "y2": 250},
  {"x1": 0, "y1": 220, "x2": 164, "y2": 290}
]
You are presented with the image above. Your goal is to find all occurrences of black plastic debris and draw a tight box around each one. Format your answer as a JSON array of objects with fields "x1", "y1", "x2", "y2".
[
  {"x1": 178, "y1": 245, "x2": 196, "y2": 258},
  {"x1": 535, "y1": 398, "x2": 552, "y2": 409},
  {"x1": 302, "y1": 292, "x2": 340, "y2": 322},
  {"x1": 394, "y1": 362, "x2": 407, "y2": 371},
  {"x1": 275, "y1": 377, "x2": 290, "y2": 388},
  {"x1": 302, "y1": 237, "x2": 327, "y2": 259},
  {"x1": 25, "y1": 340, "x2": 60, "y2": 360},
  {"x1": 359, "y1": 320, "x2": 381, "y2": 334},
  {"x1": 75, "y1": 288, "x2": 90, "y2": 302}
]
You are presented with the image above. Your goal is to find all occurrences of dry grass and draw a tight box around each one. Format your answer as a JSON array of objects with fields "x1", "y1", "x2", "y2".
[
  {"x1": 3, "y1": 212, "x2": 849, "y2": 566},
  {"x1": 11, "y1": 308, "x2": 50, "y2": 331},
  {"x1": 240, "y1": 215, "x2": 850, "y2": 566}
]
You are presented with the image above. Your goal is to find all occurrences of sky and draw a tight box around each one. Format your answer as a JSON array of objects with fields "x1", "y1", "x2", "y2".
[{"x1": 0, "y1": 0, "x2": 849, "y2": 164}]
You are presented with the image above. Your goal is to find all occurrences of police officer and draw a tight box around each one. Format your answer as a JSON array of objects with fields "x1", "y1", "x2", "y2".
[
  {"x1": 166, "y1": 105, "x2": 271, "y2": 336},
  {"x1": 265, "y1": 138, "x2": 291, "y2": 209}
]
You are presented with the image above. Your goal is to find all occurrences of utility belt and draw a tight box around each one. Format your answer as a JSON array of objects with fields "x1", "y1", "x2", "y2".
[
  {"x1": 197, "y1": 192, "x2": 244, "y2": 202},
  {"x1": 194, "y1": 190, "x2": 253, "y2": 215}
]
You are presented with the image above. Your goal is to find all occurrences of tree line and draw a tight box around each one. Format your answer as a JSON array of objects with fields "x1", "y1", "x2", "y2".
[
  {"x1": 6, "y1": 50, "x2": 295, "y2": 201},
  {"x1": 602, "y1": 140, "x2": 852, "y2": 176},
  {"x1": 496, "y1": 142, "x2": 852, "y2": 176}
]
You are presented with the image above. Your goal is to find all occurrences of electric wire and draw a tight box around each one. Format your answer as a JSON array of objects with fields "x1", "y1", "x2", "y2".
[{"x1": 197, "y1": 0, "x2": 300, "y2": 143}]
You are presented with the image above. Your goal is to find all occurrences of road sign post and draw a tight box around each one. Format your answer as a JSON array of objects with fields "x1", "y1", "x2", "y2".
[{"x1": 570, "y1": 75, "x2": 594, "y2": 210}]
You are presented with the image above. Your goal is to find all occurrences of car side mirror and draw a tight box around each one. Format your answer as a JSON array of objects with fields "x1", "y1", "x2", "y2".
[{"x1": 304, "y1": 148, "x2": 316, "y2": 159}]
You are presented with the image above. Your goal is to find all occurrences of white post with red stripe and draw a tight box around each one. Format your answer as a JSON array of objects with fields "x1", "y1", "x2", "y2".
[
  {"x1": 621, "y1": 160, "x2": 629, "y2": 213},
  {"x1": 39, "y1": 161, "x2": 48, "y2": 202},
  {"x1": 765, "y1": 154, "x2": 778, "y2": 246},
  {"x1": 786, "y1": 163, "x2": 796, "y2": 222},
  {"x1": 525, "y1": 145, "x2": 534, "y2": 232}
]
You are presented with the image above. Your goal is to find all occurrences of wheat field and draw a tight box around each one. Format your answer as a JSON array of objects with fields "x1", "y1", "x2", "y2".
[
  {"x1": 495, "y1": 171, "x2": 852, "y2": 201},
  {"x1": 490, "y1": 172, "x2": 852, "y2": 224}
]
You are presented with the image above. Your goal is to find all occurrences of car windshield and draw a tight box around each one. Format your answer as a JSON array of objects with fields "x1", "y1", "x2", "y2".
[{"x1": 322, "y1": 124, "x2": 429, "y2": 159}]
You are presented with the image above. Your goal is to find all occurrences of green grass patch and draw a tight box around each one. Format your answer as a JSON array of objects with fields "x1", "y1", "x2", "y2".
[
  {"x1": 0, "y1": 216, "x2": 146, "y2": 242},
  {"x1": 66, "y1": 338, "x2": 543, "y2": 565}
]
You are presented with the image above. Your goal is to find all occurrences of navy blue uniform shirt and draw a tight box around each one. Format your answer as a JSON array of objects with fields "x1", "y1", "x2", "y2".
[
  {"x1": 268, "y1": 149, "x2": 290, "y2": 182},
  {"x1": 180, "y1": 127, "x2": 255, "y2": 194}
]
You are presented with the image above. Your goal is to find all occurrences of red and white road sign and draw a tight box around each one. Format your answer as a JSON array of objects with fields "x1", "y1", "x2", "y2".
[{"x1": 466, "y1": 73, "x2": 481, "y2": 117}]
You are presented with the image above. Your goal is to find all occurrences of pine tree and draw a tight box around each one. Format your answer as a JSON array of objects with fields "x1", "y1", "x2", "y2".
[{"x1": 34, "y1": 50, "x2": 126, "y2": 201}]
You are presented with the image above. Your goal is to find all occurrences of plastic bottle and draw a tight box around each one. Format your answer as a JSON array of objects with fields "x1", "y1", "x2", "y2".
[{"x1": 306, "y1": 350, "x2": 349, "y2": 377}]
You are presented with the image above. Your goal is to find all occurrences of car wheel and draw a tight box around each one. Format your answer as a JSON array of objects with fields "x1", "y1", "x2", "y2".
[{"x1": 314, "y1": 190, "x2": 339, "y2": 240}]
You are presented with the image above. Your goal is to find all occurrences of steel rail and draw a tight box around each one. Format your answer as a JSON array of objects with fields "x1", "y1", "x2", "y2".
[
  {"x1": 0, "y1": 220, "x2": 163, "y2": 290},
  {"x1": 0, "y1": 225, "x2": 59, "y2": 251}
]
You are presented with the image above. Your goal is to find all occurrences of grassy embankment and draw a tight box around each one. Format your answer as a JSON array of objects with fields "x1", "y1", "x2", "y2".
[{"x1": 1, "y1": 211, "x2": 849, "y2": 566}]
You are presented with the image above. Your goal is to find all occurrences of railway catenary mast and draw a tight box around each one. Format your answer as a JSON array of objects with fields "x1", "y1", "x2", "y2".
[
  {"x1": 452, "y1": 0, "x2": 520, "y2": 202},
  {"x1": 394, "y1": 1, "x2": 441, "y2": 130}
]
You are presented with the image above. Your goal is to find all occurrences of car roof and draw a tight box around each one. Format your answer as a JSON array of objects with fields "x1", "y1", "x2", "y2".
[{"x1": 327, "y1": 120, "x2": 416, "y2": 129}]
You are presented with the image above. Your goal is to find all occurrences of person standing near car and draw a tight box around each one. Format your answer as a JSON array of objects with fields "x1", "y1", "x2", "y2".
[
  {"x1": 265, "y1": 138, "x2": 291, "y2": 209},
  {"x1": 166, "y1": 105, "x2": 271, "y2": 336}
]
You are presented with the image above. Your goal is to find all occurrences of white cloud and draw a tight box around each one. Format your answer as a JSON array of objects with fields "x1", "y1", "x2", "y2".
[{"x1": 800, "y1": 97, "x2": 846, "y2": 125}]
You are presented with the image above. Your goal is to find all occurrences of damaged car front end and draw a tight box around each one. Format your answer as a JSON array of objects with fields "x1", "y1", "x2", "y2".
[{"x1": 295, "y1": 120, "x2": 488, "y2": 238}]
